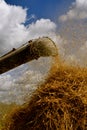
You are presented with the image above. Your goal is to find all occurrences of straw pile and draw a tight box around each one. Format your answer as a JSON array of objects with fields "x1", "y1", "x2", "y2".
[{"x1": 3, "y1": 56, "x2": 87, "y2": 130}]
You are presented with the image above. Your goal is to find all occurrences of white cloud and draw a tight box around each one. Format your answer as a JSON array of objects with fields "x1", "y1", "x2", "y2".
[
  {"x1": 0, "y1": 74, "x2": 13, "y2": 91},
  {"x1": 0, "y1": 0, "x2": 58, "y2": 103},
  {"x1": 0, "y1": 0, "x2": 87, "y2": 104},
  {"x1": 0, "y1": 59, "x2": 52, "y2": 104},
  {"x1": 27, "y1": 19, "x2": 56, "y2": 39},
  {"x1": 59, "y1": 0, "x2": 87, "y2": 22},
  {"x1": 0, "y1": 0, "x2": 57, "y2": 56},
  {"x1": 0, "y1": 0, "x2": 29, "y2": 55}
]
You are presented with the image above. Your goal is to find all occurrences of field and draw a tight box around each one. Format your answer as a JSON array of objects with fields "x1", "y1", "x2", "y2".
[{"x1": 0, "y1": 103, "x2": 18, "y2": 130}]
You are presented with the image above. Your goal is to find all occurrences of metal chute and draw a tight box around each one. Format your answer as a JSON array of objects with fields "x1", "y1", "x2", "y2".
[{"x1": 0, "y1": 37, "x2": 58, "y2": 74}]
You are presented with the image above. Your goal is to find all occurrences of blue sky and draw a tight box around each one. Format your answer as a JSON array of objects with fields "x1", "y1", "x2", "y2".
[{"x1": 5, "y1": 0, "x2": 75, "y2": 23}]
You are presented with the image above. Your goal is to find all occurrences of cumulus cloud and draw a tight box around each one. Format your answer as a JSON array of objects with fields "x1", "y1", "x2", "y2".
[
  {"x1": 0, "y1": 0, "x2": 87, "y2": 104},
  {"x1": 0, "y1": 0, "x2": 58, "y2": 103},
  {"x1": 0, "y1": 0, "x2": 57, "y2": 56},
  {"x1": 0, "y1": 69, "x2": 45, "y2": 104},
  {"x1": 0, "y1": 0, "x2": 29, "y2": 55},
  {"x1": 59, "y1": 0, "x2": 87, "y2": 22},
  {"x1": 0, "y1": 0, "x2": 57, "y2": 104},
  {"x1": 27, "y1": 19, "x2": 56, "y2": 39}
]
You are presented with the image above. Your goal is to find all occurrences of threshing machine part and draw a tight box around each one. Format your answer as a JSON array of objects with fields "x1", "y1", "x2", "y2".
[{"x1": 0, "y1": 37, "x2": 58, "y2": 74}]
